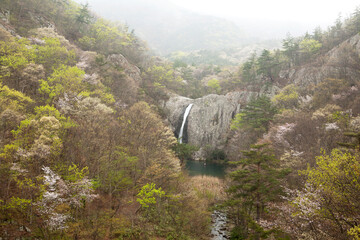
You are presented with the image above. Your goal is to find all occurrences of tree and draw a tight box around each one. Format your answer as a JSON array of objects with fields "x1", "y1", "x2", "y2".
[
  {"x1": 257, "y1": 49, "x2": 276, "y2": 82},
  {"x1": 226, "y1": 144, "x2": 289, "y2": 239},
  {"x1": 313, "y1": 26, "x2": 323, "y2": 42},
  {"x1": 38, "y1": 65, "x2": 85, "y2": 103},
  {"x1": 0, "y1": 83, "x2": 34, "y2": 112},
  {"x1": 312, "y1": 78, "x2": 348, "y2": 108},
  {"x1": 117, "y1": 102, "x2": 180, "y2": 186},
  {"x1": 76, "y1": 3, "x2": 93, "y2": 25},
  {"x1": 282, "y1": 34, "x2": 299, "y2": 66},
  {"x1": 0, "y1": 104, "x2": 75, "y2": 177},
  {"x1": 241, "y1": 52, "x2": 257, "y2": 83},
  {"x1": 34, "y1": 37, "x2": 76, "y2": 73},
  {"x1": 78, "y1": 18, "x2": 133, "y2": 54},
  {"x1": 345, "y1": 7, "x2": 360, "y2": 35},
  {"x1": 299, "y1": 38, "x2": 322, "y2": 59},
  {"x1": 0, "y1": 38, "x2": 35, "y2": 90},
  {"x1": 142, "y1": 63, "x2": 184, "y2": 100},
  {"x1": 231, "y1": 95, "x2": 278, "y2": 133},
  {"x1": 207, "y1": 78, "x2": 221, "y2": 94},
  {"x1": 272, "y1": 84, "x2": 299, "y2": 110},
  {"x1": 293, "y1": 149, "x2": 360, "y2": 239}
]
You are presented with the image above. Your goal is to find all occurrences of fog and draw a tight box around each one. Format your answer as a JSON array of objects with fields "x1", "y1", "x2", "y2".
[
  {"x1": 170, "y1": 0, "x2": 358, "y2": 27},
  {"x1": 75, "y1": 0, "x2": 359, "y2": 54}
]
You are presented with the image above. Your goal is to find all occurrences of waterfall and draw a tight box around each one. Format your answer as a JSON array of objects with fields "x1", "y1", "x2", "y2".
[{"x1": 178, "y1": 104, "x2": 193, "y2": 144}]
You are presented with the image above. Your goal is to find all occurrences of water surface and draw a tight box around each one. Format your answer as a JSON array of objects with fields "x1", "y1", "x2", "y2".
[{"x1": 185, "y1": 160, "x2": 226, "y2": 178}]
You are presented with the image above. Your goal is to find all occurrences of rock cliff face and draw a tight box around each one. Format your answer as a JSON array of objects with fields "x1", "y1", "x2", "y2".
[
  {"x1": 280, "y1": 33, "x2": 360, "y2": 87},
  {"x1": 164, "y1": 91, "x2": 256, "y2": 157}
]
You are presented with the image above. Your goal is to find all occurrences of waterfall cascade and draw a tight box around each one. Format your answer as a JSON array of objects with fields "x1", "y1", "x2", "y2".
[{"x1": 178, "y1": 104, "x2": 193, "y2": 144}]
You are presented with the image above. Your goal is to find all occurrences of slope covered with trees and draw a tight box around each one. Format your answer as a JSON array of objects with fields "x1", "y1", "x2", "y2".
[
  {"x1": 222, "y1": 7, "x2": 360, "y2": 239},
  {"x1": 1, "y1": 0, "x2": 360, "y2": 239},
  {"x1": 0, "y1": 1, "x2": 217, "y2": 239}
]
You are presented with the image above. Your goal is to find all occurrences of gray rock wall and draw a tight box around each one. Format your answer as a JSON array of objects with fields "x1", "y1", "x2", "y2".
[
  {"x1": 164, "y1": 91, "x2": 256, "y2": 156},
  {"x1": 280, "y1": 33, "x2": 360, "y2": 87}
]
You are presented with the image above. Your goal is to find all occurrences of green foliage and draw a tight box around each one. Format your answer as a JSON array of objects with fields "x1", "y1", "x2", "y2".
[
  {"x1": 65, "y1": 163, "x2": 89, "y2": 182},
  {"x1": 34, "y1": 105, "x2": 66, "y2": 122},
  {"x1": 227, "y1": 144, "x2": 289, "y2": 238},
  {"x1": 241, "y1": 52, "x2": 257, "y2": 83},
  {"x1": 299, "y1": 38, "x2": 322, "y2": 54},
  {"x1": 78, "y1": 18, "x2": 133, "y2": 54},
  {"x1": 0, "y1": 38, "x2": 35, "y2": 80},
  {"x1": 0, "y1": 144, "x2": 19, "y2": 162},
  {"x1": 0, "y1": 83, "x2": 34, "y2": 112},
  {"x1": 117, "y1": 101, "x2": 179, "y2": 180},
  {"x1": 39, "y1": 65, "x2": 85, "y2": 103},
  {"x1": 206, "y1": 148, "x2": 227, "y2": 162},
  {"x1": 0, "y1": 1, "x2": 212, "y2": 239},
  {"x1": 99, "y1": 148, "x2": 137, "y2": 194},
  {"x1": 305, "y1": 149, "x2": 360, "y2": 198},
  {"x1": 137, "y1": 183, "x2": 165, "y2": 208},
  {"x1": 77, "y1": 35, "x2": 96, "y2": 50},
  {"x1": 168, "y1": 49, "x2": 239, "y2": 66},
  {"x1": 272, "y1": 84, "x2": 299, "y2": 110},
  {"x1": 4, "y1": 105, "x2": 72, "y2": 171},
  {"x1": 229, "y1": 144, "x2": 288, "y2": 204},
  {"x1": 34, "y1": 37, "x2": 76, "y2": 72},
  {"x1": 172, "y1": 142, "x2": 199, "y2": 162},
  {"x1": 299, "y1": 149, "x2": 360, "y2": 238},
  {"x1": 348, "y1": 226, "x2": 360, "y2": 240},
  {"x1": 142, "y1": 63, "x2": 184, "y2": 100},
  {"x1": 231, "y1": 95, "x2": 278, "y2": 132},
  {"x1": 0, "y1": 197, "x2": 32, "y2": 211},
  {"x1": 312, "y1": 78, "x2": 348, "y2": 108},
  {"x1": 240, "y1": 49, "x2": 283, "y2": 85},
  {"x1": 146, "y1": 64, "x2": 183, "y2": 89},
  {"x1": 173, "y1": 59, "x2": 188, "y2": 68},
  {"x1": 257, "y1": 49, "x2": 276, "y2": 80},
  {"x1": 282, "y1": 34, "x2": 299, "y2": 65},
  {"x1": 76, "y1": 3, "x2": 93, "y2": 25},
  {"x1": 338, "y1": 130, "x2": 360, "y2": 151},
  {"x1": 207, "y1": 78, "x2": 221, "y2": 94}
]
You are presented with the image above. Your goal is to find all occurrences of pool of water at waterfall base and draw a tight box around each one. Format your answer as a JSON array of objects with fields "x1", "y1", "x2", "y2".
[{"x1": 185, "y1": 160, "x2": 227, "y2": 178}]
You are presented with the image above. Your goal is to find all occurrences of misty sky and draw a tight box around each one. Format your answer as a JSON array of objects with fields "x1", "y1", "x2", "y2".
[
  {"x1": 169, "y1": 0, "x2": 359, "y2": 27},
  {"x1": 77, "y1": 0, "x2": 360, "y2": 41}
]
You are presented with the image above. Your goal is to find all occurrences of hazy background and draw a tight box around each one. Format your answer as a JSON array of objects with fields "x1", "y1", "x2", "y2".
[{"x1": 75, "y1": 0, "x2": 359, "y2": 58}]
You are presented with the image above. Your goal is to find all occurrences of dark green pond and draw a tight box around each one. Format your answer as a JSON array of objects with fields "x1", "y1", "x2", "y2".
[{"x1": 185, "y1": 160, "x2": 227, "y2": 178}]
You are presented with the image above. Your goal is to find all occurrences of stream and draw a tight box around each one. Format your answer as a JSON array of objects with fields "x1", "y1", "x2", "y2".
[{"x1": 211, "y1": 210, "x2": 229, "y2": 239}]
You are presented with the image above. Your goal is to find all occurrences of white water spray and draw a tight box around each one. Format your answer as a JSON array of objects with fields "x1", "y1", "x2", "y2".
[{"x1": 178, "y1": 104, "x2": 193, "y2": 144}]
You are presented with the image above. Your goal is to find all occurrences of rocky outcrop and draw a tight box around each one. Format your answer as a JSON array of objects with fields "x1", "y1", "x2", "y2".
[
  {"x1": 76, "y1": 51, "x2": 142, "y2": 105},
  {"x1": 107, "y1": 54, "x2": 142, "y2": 85},
  {"x1": 280, "y1": 33, "x2": 360, "y2": 87},
  {"x1": 164, "y1": 91, "x2": 256, "y2": 156}
]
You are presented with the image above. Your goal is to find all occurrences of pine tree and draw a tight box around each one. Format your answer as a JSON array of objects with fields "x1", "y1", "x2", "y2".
[
  {"x1": 226, "y1": 144, "x2": 289, "y2": 239},
  {"x1": 231, "y1": 95, "x2": 278, "y2": 133},
  {"x1": 338, "y1": 131, "x2": 360, "y2": 151}
]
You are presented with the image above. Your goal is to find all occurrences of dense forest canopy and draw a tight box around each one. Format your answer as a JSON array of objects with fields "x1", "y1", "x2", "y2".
[{"x1": 0, "y1": 0, "x2": 360, "y2": 239}]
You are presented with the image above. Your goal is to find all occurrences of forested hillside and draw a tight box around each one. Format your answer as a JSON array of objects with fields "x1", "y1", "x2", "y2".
[
  {"x1": 0, "y1": 1, "x2": 218, "y2": 239},
  {"x1": 1, "y1": 0, "x2": 360, "y2": 239}
]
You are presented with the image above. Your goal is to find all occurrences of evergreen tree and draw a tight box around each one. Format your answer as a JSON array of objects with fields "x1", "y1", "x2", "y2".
[
  {"x1": 282, "y1": 34, "x2": 299, "y2": 66},
  {"x1": 226, "y1": 144, "x2": 289, "y2": 239},
  {"x1": 242, "y1": 52, "x2": 257, "y2": 83},
  {"x1": 231, "y1": 95, "x2": 278, "y2": 133},
  {"x1": 338, "y1": 131, "x2": 360, "y2": 151},
  {"x1": 257, "y1": 49, "x2": 276, "y2": 81}
]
